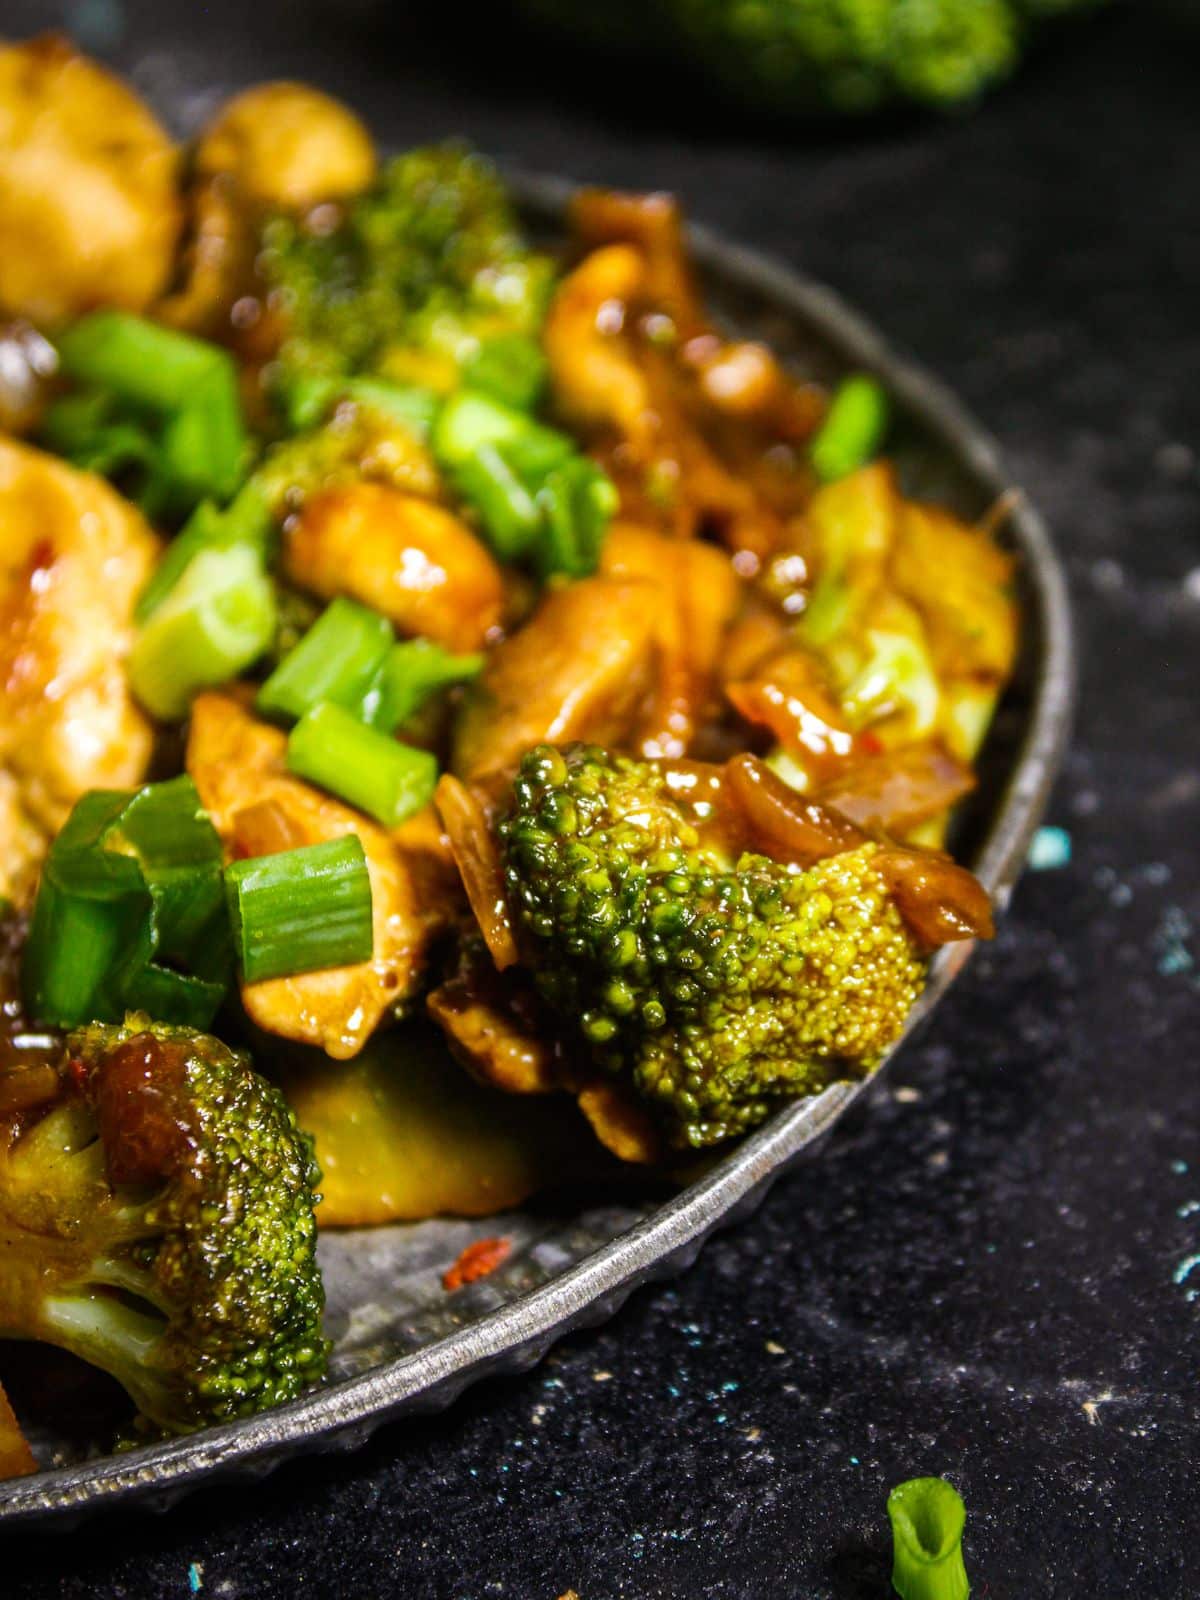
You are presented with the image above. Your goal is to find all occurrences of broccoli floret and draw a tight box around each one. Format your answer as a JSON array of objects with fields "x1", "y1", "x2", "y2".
[
  {"x1": 260, "y1": 144, "x2": 553, "y2": 394},
  {"x1": 0, "y1": 1015, "x2": 328, "y2": 1438},
  {"x1": 499, "y1": 746, "x2": 926, "y2": 1148},
  {"x1": 517, "y1": 0, "x2": 1109, "y2": 115}
]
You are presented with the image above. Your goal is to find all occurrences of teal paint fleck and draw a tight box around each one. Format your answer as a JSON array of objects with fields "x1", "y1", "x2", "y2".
[
  {"x1": 188, "y1": 1564, "x2": 203, "y2": 1595},
  {"x1": 1173, "y1": 1253, "x2": 1200, "y2": 1302},
  {"x1": 1028, "y1": 826, "x2": 1072, "y2": 870}
]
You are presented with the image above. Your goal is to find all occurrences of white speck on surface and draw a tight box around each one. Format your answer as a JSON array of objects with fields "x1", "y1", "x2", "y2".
[
  {"x1": 765, "y1": 1340, "x2": 786, "y2": 1356},
  {"x1": 1091, "y1": 558, "x2": 1125, "y2": 591},
  {"x1": 1081, "y1": 1391, "x2": 1115, "y2": 1426},
  {"x1": 1156, "y1": 441, "x2": 1195, "y2": 480}
]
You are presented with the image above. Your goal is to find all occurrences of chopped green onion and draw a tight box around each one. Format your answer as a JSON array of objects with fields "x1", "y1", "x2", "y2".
[
  {"x1": 431, "y1": 389, "x2": 572, "y2": 472},
  {"x1": 137, "y1": 478, "x2": 276, "y2": 624},
  {"x1": 277, "y1": 372, "x2": 341, "y2": 432},
  {"x1": 277, "y1": 371, "x2": 440, "y2": 436},
  {"x1": 345, "y1": 377, "x2": 439, "y2": 437},
  {"x1": 21, "y1": 778, "x2": 230, "y2": 1029},
  {"x1": 224, "y1": 835, "x2": 374, "y2": 984},
  {"x1": 258, "y1": 597, "x2": 395, "y2": 724},
  {"x1": 55, "y1": 312, "x2": 251, "y2": 509},
  {"x1": 887, "y1": 1478, "x2": 970, "y2": 1600},
  {"x1": 22, "y1": 877, "x2": 145, "y2": 1028},
  {"x1": 450, "y1": 441, "x2": 542, "y2": 561},
  {"x1": 810, "y1": 373, "x2": 889, "y2": 482},
  {"x1": 287, "y1": 704, "x2": 438, "y2": 827},
  {"x1": 115, "y1": 775, "x2": 226, "y2": 960},
  {"x1": 463, "y1": 334, "x2": 547, "y2": 411},
  {"x1": 534, "y1": 457, "x2": 620, "y2": 579},
  {"x1": 157, "y1": 362, "x2": 249, "y2": 502},
  {"x1": 360, "y1": 639, "x2": 484, "y2": 733},
  {"x1": 129, "y1": 545, "x2": 276, "y2": 720},
  {"x1": 57, "y1": 312, "x2": 235, "y2": 415},
  {"x1": 41, "y1": 391, "x2": 159, "y2": 475}
]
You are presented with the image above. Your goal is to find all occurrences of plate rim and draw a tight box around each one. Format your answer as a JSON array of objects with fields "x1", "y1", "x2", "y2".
[{"x1": 0, "y1": 175, "x2": 1075, "y2": 1525}]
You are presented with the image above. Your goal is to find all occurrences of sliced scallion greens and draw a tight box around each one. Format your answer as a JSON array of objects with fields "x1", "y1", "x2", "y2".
[
  {"x1": 810, "y1": 373, "x2": 889, "y2": 482},
  {"x1": 257, "y1": 597, "x2": 394, "y2": 724},
  {"x1": 887, "y1": 1477, "x2": 970, "y2": 1600},
  {"x1": 224, "y1": 836, "x2": 374, "y2": 984},
  {"x1": 129, "y1": 545, "x2": 276, "y2": 721},
  {"x1": 287, "y1": 703, "x2": 438, "y2": 828}
]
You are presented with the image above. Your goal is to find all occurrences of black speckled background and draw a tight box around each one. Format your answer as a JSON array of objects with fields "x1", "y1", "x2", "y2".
[{"x1": 4, "y1": 4, "x2": 1200, "y2": 1594}]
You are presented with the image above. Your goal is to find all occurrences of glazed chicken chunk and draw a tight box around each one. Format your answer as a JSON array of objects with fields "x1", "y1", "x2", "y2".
[
  {"x1": 0, "y1": 36, "x2": 180, "y2": 323},
  {"x1": 0, "y1": 438, "x2": 159, "y2": 904},
  {"x1": 187, "y1": 693, "x2": 457, "y2": 1059}
]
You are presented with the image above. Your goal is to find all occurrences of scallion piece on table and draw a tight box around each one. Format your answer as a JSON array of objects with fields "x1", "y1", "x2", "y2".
[
  {"x1": 287, "y1": 703, "x2": 438, "y2": 827},
  {"x1": 887, "y1": 1478, "x2": 970, "y2": 1600},
  {"x1": 810, "y1": 373, "x2": 889, "y2": 482},
  {"x1": 258, "y1": 597, "x2": 394, "y2": 724},
  {"x1": 129, "y1": 545, "x2": 276, "y2": 721},
  {"x1": 360, "y1": 639, "x2": 484, "y2": 733},
  {"x1": 224, "y1": 835, "x2": 374, "y2": 984},
  {"x1": 463, "y1": 334, "x2": 547, "y2": 412}
]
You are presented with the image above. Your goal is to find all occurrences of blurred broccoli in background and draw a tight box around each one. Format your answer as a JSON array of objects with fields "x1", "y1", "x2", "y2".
[
  {"x1": 516, "y1": 0, "x2": 1113, "y2": 116},
  {"x1": 260, "y1": 144, "x2": 554, "y2": 398}
]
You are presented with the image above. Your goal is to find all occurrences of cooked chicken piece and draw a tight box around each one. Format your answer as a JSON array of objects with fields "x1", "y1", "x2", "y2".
[
  {"x1": 0, "y1": 439, "x2": 159, "y2": 904},
  {"x1": 569, "y1": 188, "x2": 704, "y2": 338},
  {"x1": 543, "y1": 244, "x2": 652, "y2": 440},
  {"x1": 164, "y1": 83, "x2": 376, "y2": 336},
  {"x1": 0, "y1": 36, "x2": 179, "y2": 323},
  {"x1": 428, "y1": 949, "x2": 557, "y2": 1096},
  {"x1": 283, "y1": 483, "x2": 503, "y2": 653},
  {"x1": 600, "y1": 522, "x2": 740, "y2": 758},
  {"x1": 451, "y1": 577, "x2": 659, "y2": 789},
  {"x1": 426, "y1": 949, "x2": 661, "y2": 1166},
  {"x1": 187, "y1": 693, "x2": 456, "y2": 1059},
  {"x1": 195, "y1": 82, "x2": 376, "y2": 210},
  {"x1": 574, "y1": 1079, "x2": 663, "y2": 1166}
]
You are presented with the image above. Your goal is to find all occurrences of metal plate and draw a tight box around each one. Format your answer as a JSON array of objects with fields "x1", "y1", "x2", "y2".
[{"x1": 0, "y1": 179, "x2": 1074, "y2": 1525}]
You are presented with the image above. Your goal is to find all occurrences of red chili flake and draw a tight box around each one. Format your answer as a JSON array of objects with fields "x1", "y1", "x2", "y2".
[
  {"x1": 859, "y1": 731, "x2": 885, "y2": 756},
  {"x1": 442, "y1": 1236, "x2": 511, "y2": 1292}
]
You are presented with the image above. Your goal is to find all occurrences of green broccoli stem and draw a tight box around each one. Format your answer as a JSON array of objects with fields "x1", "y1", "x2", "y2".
[
  {"x1": 38, "y1": 1296, "x2": 175, "y2": 1424},
  {"x1": 887, "y1": 1477, "x2": 970, "y2": 1600}
]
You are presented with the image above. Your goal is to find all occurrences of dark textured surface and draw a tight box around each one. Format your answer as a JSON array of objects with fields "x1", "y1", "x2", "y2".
[{"x1": 4, "y1": 3, "x2": 1200, "y2": 1594}]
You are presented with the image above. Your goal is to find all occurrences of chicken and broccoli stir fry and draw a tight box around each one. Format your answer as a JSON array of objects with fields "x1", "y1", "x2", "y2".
[{"x1": 0, "y1": 37, "x2": 1017, "y2": 1461}]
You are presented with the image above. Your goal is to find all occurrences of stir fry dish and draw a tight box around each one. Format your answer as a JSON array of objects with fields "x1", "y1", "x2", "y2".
[{"x1": 0, "y1": 36, "x2": 1017, "y2": 1459}]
